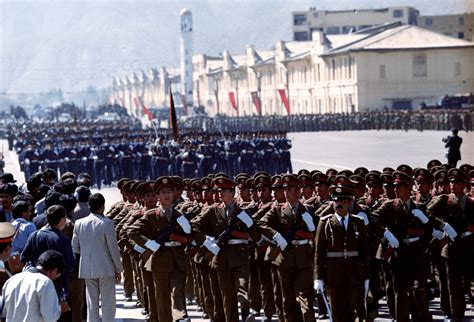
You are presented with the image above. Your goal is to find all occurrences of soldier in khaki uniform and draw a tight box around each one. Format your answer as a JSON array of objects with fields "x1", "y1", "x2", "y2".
[
  {"x1": 426, "y1": 169, "x2": 474, "y2": 322},
  {"x1": 314, "y1": 183, "x2": 369, "y2": 321},
  {"x1": 372, "y1": 171, "x2": 433, "y2": 322},
  {"x1": 192, "y1": 176, "x2": 258, "y2": 322},
  {"x1": 257, "y1": 174, "x2": 316, "y2": 322},
  {"x1": 105, "y1": 178, "x2": 132, "y2": 220},
  {"x1": 128, "y1": 177, "x2": 192, "y2": 322}
]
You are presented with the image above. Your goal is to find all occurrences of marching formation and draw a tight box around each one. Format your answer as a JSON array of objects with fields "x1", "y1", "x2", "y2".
[{"x1": 108, "y1": 160, "x2": 473, "y2": 322}]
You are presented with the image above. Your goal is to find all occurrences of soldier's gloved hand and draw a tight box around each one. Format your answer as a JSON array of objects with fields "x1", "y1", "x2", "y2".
[
  {"x1": 144, "y1": 239, "x2": 160, "y2": 252},
  {"x1": 203, "y1": 238, "x2": 220, "y2": 256},
  {"x1": 432, "y1": 229, "x2": 445, "y2": 240},
  {"x1": 356, "y1": 212, "x2": 369, "y2": 226},
  {"x1": 442, "y1": 222, "x2": 458, "y2": 241},
  {"x1": 364, "y1": 279, "x2": 370, "y2": 298},
  {"x1": 301, "y1": 212, "x2": 315, "y2": 232},
  {"x1": 314, "y1": 280, "x2": 325, "y2": 293},
  {"x1": 237, "y1": 211, "x2": 254, "y2": 228},
  {"x1": 176, "y1": 215, "x2": 192, "y2": 234},
  {"x1": 383, "y1": 230, "x2": 400, "y2": 248},
  {"x1": 411, "y1": 209, "x2": 429, "y2": 224},
  {"x1": 273, "y1": 232, "x2": 288, "y2": 251}
]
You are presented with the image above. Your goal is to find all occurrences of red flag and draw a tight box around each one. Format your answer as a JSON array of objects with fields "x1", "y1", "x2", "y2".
[
  {"x1": 139, "y1": 96, "x2": 154, "y2": 121},
  {"x1": 228, "y1": 92, "x2": 238, "y2": 111},
  {"x1": 170, "y1": 88, "x2": 179, "y2": 140},
  {"x1": 250, "y1": 91, "x2": 261, "y2": 114},
  {"x1": 278, "y1": 89, "x2": 290, "y2": 115}
]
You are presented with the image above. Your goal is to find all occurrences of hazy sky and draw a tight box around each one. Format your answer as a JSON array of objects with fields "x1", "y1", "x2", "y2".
[{"x1": 1, "y1": 0, "x2": 472, "y2": 95}]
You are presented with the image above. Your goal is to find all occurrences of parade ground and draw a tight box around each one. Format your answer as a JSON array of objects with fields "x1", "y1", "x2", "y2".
[{"x1": 2, "y1": 129, "x2": 473, "y2": 321}]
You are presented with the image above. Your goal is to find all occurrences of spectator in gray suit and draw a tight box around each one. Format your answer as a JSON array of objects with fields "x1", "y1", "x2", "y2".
[
  {"x1": 72, "y1": 186, "x2": 91, "y2": 222},
  {"x1": 72, "y1": 193, "x2": 122, "y2": 322}
]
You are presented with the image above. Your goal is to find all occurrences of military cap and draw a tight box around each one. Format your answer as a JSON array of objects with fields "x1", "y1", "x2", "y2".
[
  {"x1": 413, "y1": 168, "x2": 434, "y2": 183},
  {"x1": 0, "y1": 173, "x2": 16, "y2": 184},
  {"x1": 325, "y1": 168, "x2": 338, "y2": 176},
  {"x1": 0, "y1": 183, "x2": 18, "y2": 197},
  {"x1": 271, "y1": 175, "x2": 283, "y2": 189},
  {"x1": 171, "y1": 176, "x2": 184, "y2": 190},
  {"x1": 183, "y1": 178, "x2": 191, "y2": 191},
  {"x1": 433, "y1": 170, "x2": 449, "y2": 183},
  {"x1": 255, "y1": 176, "x2": 272, "y2": 188},
  {"x1": 382, "y1": 167, "x2": 395, "y2": 174},
  {"x1": 396, "y1": 164, "x2": 413, "y2": 176},
  {"x1": 297, "y1": 169, "x2": 311, "y2": 176},
  {"x1": 427, "y1": 159, "x2": 442, "y2": 170},
  {"x1": 137, "y1": 182, "x2": 154, "y2": 195},
  {"x1": 281, "y1": 174, "x2": 301, "y2": 188},
  {"x1": 338, "y1": 169, "x2": 354, "y2": 178},
  {"x1": 310, "y1": 170, "x2": 323, "y2": 178},
  {"x1": 392, "y1": 171, "x2": 414, "y2": 186},
  {"x1": 122, "y1": 180, "x2": 135, "y2": 192},
  {"x1": 206, "y1": 174, "x2": 216, "y2": 179},
  {"x1": 298, "y1": 174, "x2": 314, "y2": 187},
  {"x1": 441, "y1": 164, "x2": 453, "y2": 171},
  {"x1": 214, "y1": 172, "x2": 229, "y2": 179},
  {"x1": 354, "y1": 167, "x2": 369, "y2": 177},
  {"x1": 448, "y1": 168, "x2": 469, "y2": 183},
  {"x1": 312, "y1": 173, "x2": 329, "y2": 185},
  {"x1": 380, "y1": 172, "x2": 394, "y2": 186},
  {"x1": 365, "y1": 172, "x2": 382, "y2": 185},
  {"x1": 201, "y1": 177, "x2": 212, "y2": 191},
  {"x1": 334, "y1": 175, "x2": 355, "y2": 188},
  {"x1": 0, "y1": 222, "x2": 16, "y2": 244},
  {"x1": 349, "y1": 175, "x2": 366, "y2": 187},
  {"x1": 328, "y1": 185, "x2": 354, "y2": 200},
  {"x1": 214, "y1": 177, "x2": 236, "y2": 190},
  {"x1": 154, "y1": 177, "x2": 175, "y2": 192},
  {"x1": 130, "y1": 181, "x2": 144, "y2": 194},
  {"x1": 253, "y1": 171, "x2": 270, "y2": 179},
  {"x1": 459, "y1": 164, "x2": 473, "y2": 174},
  {"x1": 190, "y1": 179, "x2": 202, "y2": 192},
  {"x1": 235, "y1": 174, "x2": 251, "y2": 188},
  {"x1": 429, "y1": 165, "x2": 442, "y2": 174},
  {"x1": 245, "y1": 178, "x2": 255, "y2": 189}
]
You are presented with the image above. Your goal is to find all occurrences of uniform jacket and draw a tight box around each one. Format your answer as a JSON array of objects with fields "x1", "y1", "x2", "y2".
[
  {"x1": 314, "y1": 214, "x2": 369, "y2": 286},
  {"x1": 257, "y1": 201, "x2": 317, "y2": 268},
  {"x1": 192, "y1": 202, "x2": 258, "y2": 270},
  {"x1": 128, "y1": 207, "x2": 190, "y2": 273},
  {"x1": 72, "y1": 213, "x2": 123, "y2": 279}
]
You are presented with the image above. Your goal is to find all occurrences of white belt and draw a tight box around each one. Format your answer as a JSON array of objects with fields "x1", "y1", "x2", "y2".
[
  {"x1": 461, "y1": 231, "x2": 472, "y2": 238},
  {"x1": 164, "y1": 241, "x2": 182, "y2": 247},
  {"x1": 403, "y1": 237, "x2": 420, "y2": 244},
  {"x1": 227, "y1": 239, "x2": 249, "y2": 245},
  {"x1": 327, "y1": 250, "x2": 359, "y2": 258},
  {"x1": 291, "y1": 239, "x2": 310, "y2": 246}
]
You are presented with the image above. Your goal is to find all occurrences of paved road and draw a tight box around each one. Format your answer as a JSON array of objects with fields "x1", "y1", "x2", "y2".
[{"x1": 2, "y1": 129, "x2": 473, "y2": 321}]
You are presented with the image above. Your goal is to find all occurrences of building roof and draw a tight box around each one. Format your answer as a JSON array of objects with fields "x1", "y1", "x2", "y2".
[{"x1": 323, "y1": 25, "x2": 474, "y2": 56}]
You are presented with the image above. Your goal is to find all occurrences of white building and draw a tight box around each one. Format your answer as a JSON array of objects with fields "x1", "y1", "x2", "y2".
[{"x1": 111, "y1": 23, "x2": 474, "y2": 117}]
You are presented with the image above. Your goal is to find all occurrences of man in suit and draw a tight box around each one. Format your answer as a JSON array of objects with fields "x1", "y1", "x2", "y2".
[
  {"x1": 314, "y1": 183, "x2": 369, "y2": 321},
  {"x1": 72, "y1": 193, "x2": 123, "y2": 322},
  {"x1": 442, "y1": 128, "x2": 463, "y2": 167}
]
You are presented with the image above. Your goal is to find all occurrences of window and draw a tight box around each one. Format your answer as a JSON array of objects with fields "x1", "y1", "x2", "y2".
[
  {"x1": 459, "y1": 17, "x2": 464, "y2": 26},
  {"x1": 413, "y1": 53, "x2": 427, "y2": 77},
  {"x1": 393, "y1": 9, "x2": 404, "y2": 18},
  {"x1": 379, "y1": 65, "x2": 386, "y2": 78},
  {"x1": 454, "y1": 62, "x2": 461, "y2": 76},
  {"x1": 332, "y1": 60, "x2": 336, "y2": 80},
  {"x1": 317, "y1": 63, "x2": 321, "y2": 82},
  {"x1": 342, "y1": 26, "x2": 357, "y2": 34},
  {"x1": 293, "y1": 14, "x2": 307, "y2": 26},
  {"x1": 348, "y1": 57, "x2": 353, "y2": 79},
  {"x1": 294, "y1": 31, "x2": 309, "y2": 41},
  {"x1": 358, "y1": 25, "x2": 372, "y2": 30},
  {"x1": 458, "y1": 32, "x2": 464, "y2": 39},
  {"x1": 326, "y1": 26, "x2": 340, "y2": 34},
  {"x1": 425, "y1": 18, "x2": 433, "y2": 26}
]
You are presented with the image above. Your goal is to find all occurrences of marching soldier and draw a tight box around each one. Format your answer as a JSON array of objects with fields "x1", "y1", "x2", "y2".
[
  {"x1": 314, "y1": 183, "x2": 369, "y2": 321},
  {"x1": 257, "y1": 174, "x2": 316, "y2": 322},
  {"x1": 192, "y1": 176, "x2": 258, "y2": 322},
  {"x1": 128, "y1": 177, "x2": 193, "y2": 322}
]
